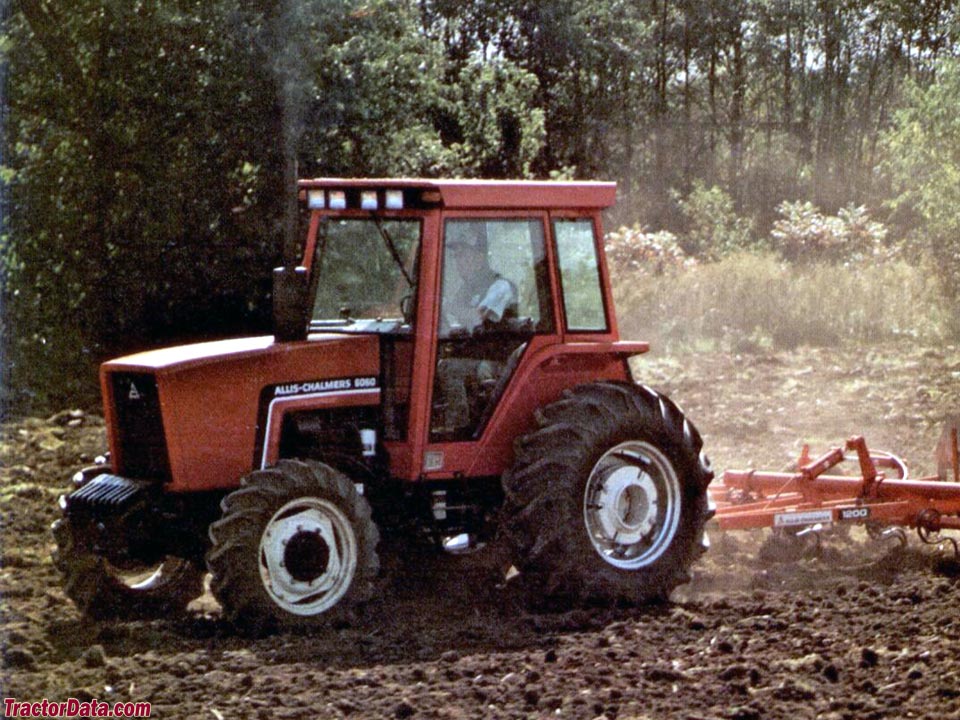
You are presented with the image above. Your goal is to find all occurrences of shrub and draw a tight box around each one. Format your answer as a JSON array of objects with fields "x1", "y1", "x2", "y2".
[
  {"x1": 771, "y1": 201, "x2": 889, "y2": 265},
  {"x1": 881, "y1": 57, "x2": 960, "y2": 331},
  {"x1": 674, "y1": 181, "x2": 755, "y2": 260},
  {"x1": 613, "y1": 252, "x2": 948, "y2": 350},
  {"x1": 604, "y1": 225, "x2": 694, "y2": 278}
]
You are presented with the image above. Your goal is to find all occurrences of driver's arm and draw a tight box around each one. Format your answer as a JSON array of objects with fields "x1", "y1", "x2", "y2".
[{"x1": 477, "y1": 278, "x2": 516, "y2": 322}]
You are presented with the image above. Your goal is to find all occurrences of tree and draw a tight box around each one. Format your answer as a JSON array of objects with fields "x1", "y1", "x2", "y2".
[
  {"x1": 4, "y1": 1, "x2": 287, "y2": 410},
  {"x1": 2, "y1": 0, "x2": 546, "y2": 412},
  {"x1": 881, "y1": 56, "x2": 960, "y2": 329}
]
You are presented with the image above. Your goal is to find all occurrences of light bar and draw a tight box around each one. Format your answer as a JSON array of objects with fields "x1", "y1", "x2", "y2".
[
  {"x1": 360, "y1": 191, "x2": 378, "y2": 210},
  {"x1": 307, "y1": 189, "x2": 325, "y2": 209},
  {"x1": 302, "y1": 187, "x2": 422, "y2": 210},
  {"x1": 385, "y1": 190, "x2": 404, "y2": 209},
  {"x1": 328, "y1": 190, "x2": 347, "y2": 210}
]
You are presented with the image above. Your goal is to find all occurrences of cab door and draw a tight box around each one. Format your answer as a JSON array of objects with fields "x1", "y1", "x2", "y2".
[{"x1": 416, "y1": 213, "x2": 556, "y2": 473}]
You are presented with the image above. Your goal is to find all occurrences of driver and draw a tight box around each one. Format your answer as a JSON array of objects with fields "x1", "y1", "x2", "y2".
[
  {"x1": 436, "y1": 225, "x2": 518, "y2": 435},
  {"x1": 442, "y1": 229, "x2": 517, "y2": 334}
]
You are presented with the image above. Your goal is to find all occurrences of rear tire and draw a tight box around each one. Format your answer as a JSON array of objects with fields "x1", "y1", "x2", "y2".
[
  {"x1": 207, "y1": 459, "x2": 379, "y2": 633},
  {"x1": 500, "y1": 381, "x2": 713, "y2": 604},
  {"x1": 52, "y1": 517, "x2": 204, "y2": 620}
]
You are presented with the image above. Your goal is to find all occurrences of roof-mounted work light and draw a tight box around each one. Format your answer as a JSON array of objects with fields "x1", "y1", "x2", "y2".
[
  {"x1": 360, "y1": 191, "x2": 378, "y2": 210},
  {"x1": 328, "y1": 191, "x2": 347, "y2": 210},
  {"x1": 307, "y1": 189, "x2": 325, "y2": 209},
  {"x1": 385, "y1": 190, "x2": 404, "y2": 209}
]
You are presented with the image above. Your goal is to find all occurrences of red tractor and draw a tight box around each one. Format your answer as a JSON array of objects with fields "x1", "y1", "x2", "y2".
[{"x1": 54, "y1": 179, "x2": 714, "y2": 630}]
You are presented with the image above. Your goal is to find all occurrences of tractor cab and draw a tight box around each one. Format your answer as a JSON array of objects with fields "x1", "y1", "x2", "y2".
[{"x1": 284, "y1": 179, "x2": 640, "y2": 481}]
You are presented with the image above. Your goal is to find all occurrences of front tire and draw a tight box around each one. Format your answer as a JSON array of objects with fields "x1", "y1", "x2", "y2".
[
  {"x1": 52, "y1": 517, "x2": 204, "y2": 620},
  {"x1": 207, "y1": 460, "x2": 379, "y2": 632},
  {"x1": 500, "y1": 381, "x2": 713, "y2": 604}
]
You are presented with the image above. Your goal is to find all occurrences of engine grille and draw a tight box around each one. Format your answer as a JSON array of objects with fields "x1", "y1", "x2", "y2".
[{"x1": 110, "y1": 372, "x2": 171, "y2": 481}]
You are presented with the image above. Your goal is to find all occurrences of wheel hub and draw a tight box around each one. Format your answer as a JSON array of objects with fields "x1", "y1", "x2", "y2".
[
  {"x1": 258, "y1": 498, "x2": 358, "y2": 615},
  {"x1": 583, "y1": 441, "x2": 682, "y2": 570},
  {"x1": 594, "y1": 467, "x2": 658, "y2": 544},
  {"x1": 283, "y1": 529, "x2": 331, "y2": 583}
]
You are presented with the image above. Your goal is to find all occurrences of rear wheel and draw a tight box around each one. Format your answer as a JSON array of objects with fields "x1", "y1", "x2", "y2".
[
  {"x1": 207, "y1": 460, "x2": 379, "y2": 632},
  {"x1": 500, "y1": 381, "x2": 713, "y2": 604},
  {"x1": 52, "y1": 517, "x2": 204, "y2": 620}
]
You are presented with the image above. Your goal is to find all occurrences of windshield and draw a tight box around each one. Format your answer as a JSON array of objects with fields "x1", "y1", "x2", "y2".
[{"x1": 310, "y1": 217, "x2": 421, "y2": 330}]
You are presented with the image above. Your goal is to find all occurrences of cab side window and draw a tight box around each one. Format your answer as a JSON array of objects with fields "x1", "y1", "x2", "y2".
[
  {"x1": 553, "y1": 219, "x2": 608, "y2": 332},
  {"x1": 440, "y1": 219, "x2": 552, "y2": 336},
  {"x1": 432, "y1": 218, "x2": 552, "y2": 441}
]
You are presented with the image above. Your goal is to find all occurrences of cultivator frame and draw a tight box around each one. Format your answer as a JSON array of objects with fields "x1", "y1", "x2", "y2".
[{"x1": 711, "y1": 422, "x2": 960, "y2": 545}]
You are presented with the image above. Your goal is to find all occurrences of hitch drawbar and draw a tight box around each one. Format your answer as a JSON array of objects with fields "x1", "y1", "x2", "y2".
[{"x1": 710, "y1": 421, "x2": 960, "y2": 537}]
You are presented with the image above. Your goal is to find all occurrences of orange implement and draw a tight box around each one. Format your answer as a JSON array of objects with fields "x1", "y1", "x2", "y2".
[{"x1": 711, "y1": 425, "x2": 960, "y2": 536}]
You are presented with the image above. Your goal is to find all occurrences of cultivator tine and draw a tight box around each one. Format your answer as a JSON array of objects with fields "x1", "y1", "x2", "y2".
[
  {"x1": 794, "y1": 524, "x2": 823, "y2": 556},
  {"x1": 920, "y1": 529, "x2": 959, "y2": 558},
  {"x1": 880, "y1": 527, "x2": 908, "y2": 548},
  {"x1": 915, "y1": 508, "x2": 960, "y2": 558},
  {"x1": 945, "y1": 537, "x2": 959, "y2": 559}
]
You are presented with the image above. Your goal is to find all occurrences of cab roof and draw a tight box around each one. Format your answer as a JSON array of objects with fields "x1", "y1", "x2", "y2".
[{"x1": 297, "y1": 178, "x2": 617, "y2": 210}]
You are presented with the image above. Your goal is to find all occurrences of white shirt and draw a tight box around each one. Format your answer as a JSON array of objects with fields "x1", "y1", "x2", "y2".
[
  {"x1": 444, "y1": 275, "x2": 516, "y2": 333},
  {"x1": 476, "y1": 278, "x2": 515, "y2": 323}
]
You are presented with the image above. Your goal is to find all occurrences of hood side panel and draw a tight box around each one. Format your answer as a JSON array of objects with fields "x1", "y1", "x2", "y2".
[{"x1": 106, "y1": 336, "x2": 380, "y2": 492}]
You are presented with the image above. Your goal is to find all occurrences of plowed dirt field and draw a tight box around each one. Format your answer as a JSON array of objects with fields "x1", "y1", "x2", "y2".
[{"x1": 2, "y1": 343, "x2": 959, "y2": 719}]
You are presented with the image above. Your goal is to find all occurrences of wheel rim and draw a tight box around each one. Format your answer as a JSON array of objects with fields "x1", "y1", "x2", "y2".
[
  {"x1": 583, "y1": 441, "x2": 682, "y2": 569},
  {"x1": 103, "y1": 557, "x2": 192, "y2": 592},
  {"x1": 258, "y1": 497, "x2": 359, "y2": 616}
]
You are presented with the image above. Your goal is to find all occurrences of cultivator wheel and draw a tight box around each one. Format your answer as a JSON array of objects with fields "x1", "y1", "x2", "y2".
[
  {"x1": 207, "y1": 460, "x2": 379, "y2": 634},
  {"x1": 500, "y1": 381, "x2": 713, "y2": 605},
  {"x1": 52, "y1": 516, "x2": 205, "y2": 620}
]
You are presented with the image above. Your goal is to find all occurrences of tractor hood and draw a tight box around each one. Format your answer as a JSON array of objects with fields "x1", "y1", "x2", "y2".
[
  {"x1": 104, "y1": 335, "x2": 280, "y2": 372},
  {"x1": 101, "y1": 334, "x2": 382, "y2": 492},
  {"x1": 103, "y1": 334, "x2": 380, "y2": 377}
]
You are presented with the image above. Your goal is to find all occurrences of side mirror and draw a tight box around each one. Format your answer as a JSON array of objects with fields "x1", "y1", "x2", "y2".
[{"x1": 272, "y1": 266, "x2": 309, "y2": 342}]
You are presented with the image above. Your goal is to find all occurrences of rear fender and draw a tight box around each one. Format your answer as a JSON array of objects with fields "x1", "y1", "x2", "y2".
[{"x1": 466, "y1": 341, "x2": 648, "y2": 476}]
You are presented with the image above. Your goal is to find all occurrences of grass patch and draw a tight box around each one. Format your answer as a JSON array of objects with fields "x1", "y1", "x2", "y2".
[{"x1": 613, "y1": 252, "x2": 951, "y2": 350}]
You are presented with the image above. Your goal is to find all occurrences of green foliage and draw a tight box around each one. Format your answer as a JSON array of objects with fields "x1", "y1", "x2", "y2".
[
  {"x1": 443, "y1": 60, "x2": 545, "y2": 177},
  {"x1": 881, "y1": 57, "x2": 960, "y2": 330},
  {"x1": 614, "y1": 253, "x2": 948, "y2": 351},
  {"x1": 4, "y1": 0, "x2": 960, "y2": 412},
  {"x1": 770, "y1": 202, "x2": 889, "y2": 265},
  {"x1": 674, "y1": 182, "x2": 755, "y2": 259},
  {"x1": 302, "y1": 1, "x2": 451, "y2": 177},
  {"x1": 1, "y1": 0, "x2": 546, "y2": 413},
  {"x1": 4, "y1": 1, "x2": 286, "y2": 412}
]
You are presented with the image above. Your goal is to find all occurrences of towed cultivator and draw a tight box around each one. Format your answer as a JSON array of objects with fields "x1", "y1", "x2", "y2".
[{"x1": 711, "y1": 420, "x2": 960, "y2": 551}]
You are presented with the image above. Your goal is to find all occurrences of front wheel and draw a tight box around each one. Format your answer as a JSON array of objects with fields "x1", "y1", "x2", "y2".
[
  {"x1": 207, "y1": 460, "x2": 379, "y2": 632},
  {"x1": 500, "y1": 381, "x2": 713, "y2": 604},
  {"x1": 52, "y1": 517, "x2": 204, "y2": 620}
]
